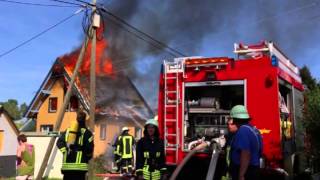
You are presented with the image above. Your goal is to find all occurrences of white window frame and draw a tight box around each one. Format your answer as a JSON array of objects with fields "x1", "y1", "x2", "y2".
[
  {"x1": 48, "y1": 97, "x2": 58, "y2": 113},
  {"x1": 100, "y1": 124, "x2": 106, "y2": 140},
  {"x1": 40, "y1": 124, "x2": 53, "y2": 132}
]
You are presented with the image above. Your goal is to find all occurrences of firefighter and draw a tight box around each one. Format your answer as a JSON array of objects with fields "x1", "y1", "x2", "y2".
[
  {"x1": 136, "y1": 118, "x2": 167, "y2": 180},
  {"x1": 56, "y1": 111, "x2": 94, "y2": 180},
  {"x1": 222, "y1": 118, "x2": 239, "y2": 180},
  {"x1": 115, "y1": 127, "x2": 135, "y2": 174},
  {"x1": 112, "y1": 134, "x2": 122, "y2": 172},
  {"x1": 229, "y1": 105, "x2": 263, "y2": 180}
]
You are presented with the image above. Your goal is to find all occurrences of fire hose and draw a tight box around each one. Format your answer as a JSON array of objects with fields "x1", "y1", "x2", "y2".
[
  {"x1": 169, "y1": 136, "x2": 224, "y2": 180},
  {"x1": 205, "y1": 143, "x2": 221, "y2": 180},
  {"x1": 169, "y1": 142, "x2": 209, "y2": 180}
]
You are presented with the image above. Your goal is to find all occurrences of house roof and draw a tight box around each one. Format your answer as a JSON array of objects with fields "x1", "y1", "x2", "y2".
[
  {"x1": 0, "y1": 105, "x2": 19, "y2": 135},
  {"x1": 61, "y1": 61, "x2": 154, "y2": 121},
  {"x1": 25, "y1": 35, "x2": 154, "y2": 124},
  {"x1": 24, "y1": 60, "x2": 154, "y2": 123},
  {"x1": 24, "y1": 64, "x2": 54, "y2": 118},
  {"x1": 78, "y1": 74, "x2": 154, "y2": 120},
  {"x1": 19, "y1": 119, "x2": 36, "y2": 132}
]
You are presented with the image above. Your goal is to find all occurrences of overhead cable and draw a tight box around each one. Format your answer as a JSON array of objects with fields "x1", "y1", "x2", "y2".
[{"x1": 0, "y1": 8, "x2": 85, "y2": 59}]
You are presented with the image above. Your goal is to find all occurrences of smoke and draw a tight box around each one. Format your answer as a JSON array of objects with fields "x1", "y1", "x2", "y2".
[{"x1": 101, "y1": 0, "x2": 320, "y2": 108}]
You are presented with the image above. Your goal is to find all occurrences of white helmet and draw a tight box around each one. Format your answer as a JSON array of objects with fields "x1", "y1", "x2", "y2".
[{"x1": 122, "y1": 127, "x2": 129, "y2": 132}]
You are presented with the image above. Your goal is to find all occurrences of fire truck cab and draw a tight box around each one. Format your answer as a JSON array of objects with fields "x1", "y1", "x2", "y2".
[{"x1": 157, "y1": 41, "x2": 305, "y2": 178}]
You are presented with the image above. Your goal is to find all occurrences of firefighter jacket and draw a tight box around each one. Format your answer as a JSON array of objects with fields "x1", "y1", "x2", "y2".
[
  {"x1": 57, "y1": 127, "x2": 94, "y2": 172},
  {"x1": 114, "y1": 134, "x2": 135, "y2": 159},
  {"x1": 136, "y1": 137, "x2": 167, "y2": 180}
]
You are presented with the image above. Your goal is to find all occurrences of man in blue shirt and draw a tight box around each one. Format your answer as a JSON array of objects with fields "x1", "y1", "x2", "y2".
[{"x1": 229, "y1": 105, "x2": 263, "y2": 180}]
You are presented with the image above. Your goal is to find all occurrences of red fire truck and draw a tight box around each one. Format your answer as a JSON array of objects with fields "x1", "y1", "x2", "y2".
[{"x1": 157, "y1": 41, "x2": 305, "y2": 178}]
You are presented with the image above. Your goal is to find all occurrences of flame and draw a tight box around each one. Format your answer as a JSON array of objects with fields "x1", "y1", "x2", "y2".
[
  {"x1": 59, "y1": 26, "x2": 114, "y2": 76},
  {"x1": 56, "y1": 26, "x2": 115, "y2": 106}
]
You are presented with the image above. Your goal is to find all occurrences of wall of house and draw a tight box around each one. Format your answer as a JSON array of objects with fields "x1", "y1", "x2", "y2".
[
  {"x1": 94, "y1": 118, "x2": 140, "y2": 157},
  {"x1": 0, "y1": 113, "x2": 18, "y2": 156},
  {"x1": 0, "y1": 113, "x2": 18, "y2": 177},
  {"x1": 94, "y1": 119, "x2": 119, "y2": 157},
  {"x1": 0, "y1": 155, "x2": 16, "y2": 178},
  {"x1": 36, "y1": 79, "x2": 77, "y2": 132},
  {"x1": 93, "y1": 118, "x2": 143, "y2": 170},
  {"x1": 25, "y1": 134, "x2": 63, "y2": 179}
]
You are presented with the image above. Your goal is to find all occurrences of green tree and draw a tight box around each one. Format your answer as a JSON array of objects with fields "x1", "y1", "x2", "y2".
[
  {"x1": 0, "y1": 99, "x2": 21, "y2": 120},
  {"x1": 300, "y1": 65, "x2": 320, "y2": 172},
  {"x1": 0, "y1": 99, "x2": 28, "y2": 120},
  {"x1": 300, "y1": 66, "x2": 318, "y2": 90},
  {"x1": 303, "y1": 88, "x2": 320, "y2": 172},
  {"x1": 20, "y1": 103, "x2": 28, "y2": 116}
]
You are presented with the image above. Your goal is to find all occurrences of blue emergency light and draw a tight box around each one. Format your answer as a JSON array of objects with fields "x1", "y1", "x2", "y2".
[{"x1": 271, "y1": 55, "x2": 278, "y2": 66}]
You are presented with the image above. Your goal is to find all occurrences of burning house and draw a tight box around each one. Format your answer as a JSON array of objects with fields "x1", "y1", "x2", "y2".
[{"x1": 24, "y1": 33, "x2": 154, "y2": 159}]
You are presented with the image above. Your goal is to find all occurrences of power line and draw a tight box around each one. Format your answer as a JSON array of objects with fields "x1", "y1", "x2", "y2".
[
  {"x1": 0, "y1": 0, "x2": 80, "y2": 7},
  {"x1": 98, "y1": 6, "x2": 186, "y2": 57},
  {"x1": 104, "y1": 14, "x2": 179, "y2": 57},
  {"x1": 73, "y1": 2, "x2": 183, "y2": 57},
  {"x1": 161, "y1": 0, "x2": 320, "y2": 51},
  {"x1": 0, "y1": 8, "x2": 84, "y2": 59},
  {"x1": 66, "y1": 3, "x2": 186, "y2": 57},
  {"x1": 100, "y1": 2, "x2": 320, "y2": 74},
  {"x1": 84, "y1": 1, "x2": 320, "y2": 74},
  {"x1": 48, "y1": 0, "x2": 84, "y2": 6},
  {"x1": 96, "y1": 1, "x2": 320, "y2": 70},
  {"x1": 73, "y1": 0, "x2": 93, "y2": 6}
]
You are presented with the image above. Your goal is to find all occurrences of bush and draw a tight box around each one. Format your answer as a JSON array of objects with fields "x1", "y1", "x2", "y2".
[
  {"x1": 303, "y1": 87, "x2": 320, "y2": 173},
  {"x1": 88, "y1": 155, "x2": 109, "y2": 179}
]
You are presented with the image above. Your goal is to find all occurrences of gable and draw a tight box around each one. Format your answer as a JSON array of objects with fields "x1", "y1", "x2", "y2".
[
  {"x1": 0, "y1": 113, "x2": 18, "y2": 155},
  {"x1": 25, "y1": 59, "x2": 154, "y2": 125},
  {"x1": 76, "y1": 74, "x2": 154, "y2": 121},
  {"x1": 38, "y1": 79, "x2": 64, "y2": 114},
  {"x1": 25, "y1": 63, "x2": 89, "y2": 119},
  {"x1": 0, "y1": 107, "x2": 19, "y2": 136},
  {"x1": 24, "y1": 69, "x2": 54, "y2": 118}
]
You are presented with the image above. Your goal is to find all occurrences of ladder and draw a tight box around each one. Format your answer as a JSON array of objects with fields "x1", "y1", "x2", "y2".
[{"x1": 163, "y1": 60, "x2": 182, "y2": 165}]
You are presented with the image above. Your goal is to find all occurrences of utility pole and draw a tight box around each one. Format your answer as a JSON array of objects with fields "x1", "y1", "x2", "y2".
[
  {"x1": 89, "y1": 0, "x2": 97, "y2": 140},
  {"x1": 36, "y1": 1, "x2": 98, "y2": 178},
  {"x1": 89, "y1": 0, "x2": 97, "y2": 179},
  {"x1": 36, "y1": 37, "x2": 89, "y2": 180}
]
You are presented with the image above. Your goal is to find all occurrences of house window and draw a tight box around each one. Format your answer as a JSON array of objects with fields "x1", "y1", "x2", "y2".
[
  {"x1": 135, "y1": 128, "x2": 142, "y2": 140},
  {"x1": 0, "y1": 130, "x2": 3, "y2": 152},
  {"x1": 48, "y1": 97, "x2": 58, "y2": 113},
  {"x1": 66, "y1": 96, "x2": 79, "y2": 112},
  {"x1": 69, "y1": 96, "x2": 79, "y2": 112},
  {"x1": 100, "y1": 124, "x2": 106, "y2": 140},
  {"x1": 40, "y1": 124, "x2": 53, "y2": 132}
]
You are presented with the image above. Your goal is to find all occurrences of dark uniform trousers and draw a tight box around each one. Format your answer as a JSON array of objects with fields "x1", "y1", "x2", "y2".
[
  {"x1": 136, "y1": 137, "x2": 167, "y2": 180},
  {"x1": 230, "y1": 164, "x2": 260, "y2": 180},
  {"x1": 115, "y1": 134, "x2": 135, "y2": 173}
]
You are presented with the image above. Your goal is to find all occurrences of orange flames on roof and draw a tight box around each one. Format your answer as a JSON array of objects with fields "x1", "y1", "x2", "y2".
[{"x1": 59, "y1": 27, "x2": 113, "y2": 76}]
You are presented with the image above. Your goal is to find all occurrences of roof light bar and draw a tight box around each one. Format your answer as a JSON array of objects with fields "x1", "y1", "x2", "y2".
[{"x1": 185, "y1": 58, "x2": 229, "y2": 66}]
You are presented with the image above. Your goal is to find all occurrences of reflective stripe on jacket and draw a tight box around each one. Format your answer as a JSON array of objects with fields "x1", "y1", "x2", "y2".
[
  {"x1": 136, "y1": 137, "x2": 167, "y2": 180},
  {"x1": 121, "y1": 135, "x2": 134, "y2": 159},
  {"x1": 57, "y1": 127, "x2": 94, "y2": 172},
  {"x1": 115, "y1": 134, "x2": 135, "y2": 159}
]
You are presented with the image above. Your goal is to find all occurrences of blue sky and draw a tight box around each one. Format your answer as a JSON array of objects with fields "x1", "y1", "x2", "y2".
[
  {"x1": 0, "y1": 1, "x2": 84, "y2": 104},
  {"x1": 0, "y1": 0, "x2": 320, "y2": 107}
]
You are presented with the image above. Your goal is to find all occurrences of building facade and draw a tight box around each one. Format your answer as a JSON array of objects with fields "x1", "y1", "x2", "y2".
[{"x1": 0, "y1": 106, "x2": 19, "y2": 178}]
